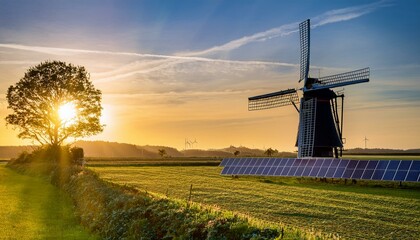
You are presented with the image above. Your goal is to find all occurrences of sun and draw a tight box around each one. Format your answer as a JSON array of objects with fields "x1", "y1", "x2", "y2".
[{"x1": 58, "y1": 102, "x2": 77, "y2": 125}]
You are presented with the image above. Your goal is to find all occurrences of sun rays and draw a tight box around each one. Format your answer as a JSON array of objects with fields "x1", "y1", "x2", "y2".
[{"x1": 58, "y1": 102, "x2": 77, "y2": 125}]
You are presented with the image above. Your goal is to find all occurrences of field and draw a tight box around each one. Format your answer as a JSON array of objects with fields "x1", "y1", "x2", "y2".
[
  {"x1": 85, "y1": 157, "x2": 221, "y2": 166},
  {"x1": 91, "y1": 165, "x2": 420, "y2": 240},
  {"x1": 342, "y1": 155, "x2": 420, "y2": 160},
  {"x1": 0, "y1": 165, "x2": 97, "y2": 239}
]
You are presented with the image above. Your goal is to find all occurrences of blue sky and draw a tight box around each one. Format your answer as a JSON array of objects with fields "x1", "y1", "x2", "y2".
[{"x1": 0, "y1": 0, "x2": 419, "y2": 150}]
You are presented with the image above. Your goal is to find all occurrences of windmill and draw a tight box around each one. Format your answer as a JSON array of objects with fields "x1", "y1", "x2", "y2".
[
  {"x1": 248, "y1": 19, "x2": 370, "y2": 158},
  {"x1": 184, "y1": 138, "x2": 198, "y2": 150}
]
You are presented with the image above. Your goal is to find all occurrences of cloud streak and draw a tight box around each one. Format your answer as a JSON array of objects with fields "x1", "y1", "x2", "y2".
[
  {"x1": 0, "y1": 1, "x2": 388, "y2": 84},
  {"x1": 181, "y1": 0, "x2": 390, "y2": 56},
  {"x1": 0, "y1": 43, "x2": 294, "y2": 67},
  {"x1": 312, "y1": 0, "x2": 392, "y2": 27},
  {"x1": 0, "y1": 1, "x2": 388, "y2": 63}
]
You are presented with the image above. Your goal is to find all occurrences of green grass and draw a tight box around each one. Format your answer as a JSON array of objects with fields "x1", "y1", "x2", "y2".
[
  {"x1": 342, "y1": 155, "x2": 420, "y2": 160},
  {"x1": 86, "y1": 158, "x2": 221, "y2": 167},
  {"x1": 91, "y1": 165, "x2": 420, "y2": 240},
  {"x1": 0, "y1": 165, "x2": 97, "y2": 239}
]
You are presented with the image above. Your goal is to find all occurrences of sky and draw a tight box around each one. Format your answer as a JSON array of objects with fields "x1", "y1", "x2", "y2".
[{"x1": 0, "y1": 0, "x2": 420, "y2": 151}]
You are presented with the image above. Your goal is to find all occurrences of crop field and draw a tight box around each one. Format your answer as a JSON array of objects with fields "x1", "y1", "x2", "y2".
[
  {"x1": 0, "y1": 165, "x2": 97, "y2": 239},
  {"x1": 91, "y1": 165, "x2": 420, "y2": 240},
  {"x1": 85, "y1": 157, "x2": 221, "y2": 166},
  {"x1": 342, "y1": 155, "x2": 420, "y2": 160}
]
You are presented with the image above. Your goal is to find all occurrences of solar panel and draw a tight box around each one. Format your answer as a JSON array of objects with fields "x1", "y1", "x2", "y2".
[{"x1": 219, "y1": 158, "x2": 420, "y2": 182}]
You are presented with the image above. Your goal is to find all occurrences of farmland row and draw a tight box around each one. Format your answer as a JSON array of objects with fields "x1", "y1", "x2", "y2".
[{"x1": 91, "y1": 166, "x2": 420, "y2": 239}]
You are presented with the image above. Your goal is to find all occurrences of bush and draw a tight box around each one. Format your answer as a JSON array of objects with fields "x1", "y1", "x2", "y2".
[
  {"x1": 8, "y1": 147, "x2": 283, "y2": 239},
  {"x1": 7, "y1": 145, "x2": 83, "y2": 186},
  {"x1": 62, "y1": 169, "x2": 281, "y2": 239}
]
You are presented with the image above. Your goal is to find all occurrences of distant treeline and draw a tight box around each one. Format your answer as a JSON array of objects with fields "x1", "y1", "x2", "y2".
[
  {"x1": 0, "y1": 146, "x2": 34, "y2": 159},
  {"x1": 345, "y1": 148, "x2": 420, "y2": 155},
  {"x1": 1, "y1": 141, "x2": 419, "y2": 159}
]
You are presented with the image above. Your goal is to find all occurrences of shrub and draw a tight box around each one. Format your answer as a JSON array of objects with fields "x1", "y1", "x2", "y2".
[{"x1": 8, "y1": 147, "x2": 283, "y2": 239}]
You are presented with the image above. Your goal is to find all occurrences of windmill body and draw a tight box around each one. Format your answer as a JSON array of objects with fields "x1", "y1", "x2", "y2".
[{"x1": 248, "y1": 19, "x2": 370, "y2": 158}]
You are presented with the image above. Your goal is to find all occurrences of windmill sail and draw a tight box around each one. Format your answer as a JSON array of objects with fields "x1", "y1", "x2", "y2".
[
  {"x1": 248, "y1": 89, "x2": 299, "y2": 111},
  {"x1": 297, "y1": 98, "x2": 316, "y2": 158},
  {"x1": 310, "y1": 68, "x2": 370, "y2": 91},
  {"x1": 299, "y1": 19, "x2": 310, "y2": 83}
]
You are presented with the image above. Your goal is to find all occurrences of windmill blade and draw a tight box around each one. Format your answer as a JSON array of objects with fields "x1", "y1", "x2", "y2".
[
  {"x1": 310, "y1": 67, "x2": 370, "y2": 91},
  {"x1": 299, "y1": 19, "x2": 310, "y2": 83},
  {"x1": 298, "y1": 98, "x2": 317, "y2": 158},
  {"x1": 248, "y1": 89, "x2": 299, "y2": 111}
]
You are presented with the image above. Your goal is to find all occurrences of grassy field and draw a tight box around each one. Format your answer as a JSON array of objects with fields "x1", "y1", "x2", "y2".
[
  {"x1": 91, "y1": 165, "x2": 420, "y2": 240},
  {"x1": 342, "y1": 155, "x2": 420, "y2": 160},
  {"x1": 85, "y1": 157, "x2": 221, "y2": 166},
  {"x1": 0, "y1": 165, "x2": 97, "y2": 239},
  {"x1": 84, "y1": 155, "x2": 420, "y2": 167}
]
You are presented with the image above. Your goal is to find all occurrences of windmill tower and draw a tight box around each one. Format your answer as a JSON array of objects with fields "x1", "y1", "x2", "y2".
[{"x1": 248, "y1": 19, "x2": 370, "y2": 158}]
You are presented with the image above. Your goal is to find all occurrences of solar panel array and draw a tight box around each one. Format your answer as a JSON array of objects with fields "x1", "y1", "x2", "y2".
[{"x1": 220, "y1": 158, "x2": 420, "y2": 182}]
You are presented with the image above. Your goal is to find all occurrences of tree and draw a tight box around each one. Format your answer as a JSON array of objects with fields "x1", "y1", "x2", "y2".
[
  {"x1": 5, "y1": 61, "x2": 104, "y2": 146},
  {"x1": 233, "y1": 150, "x2": 240, "y2": 157},
  {"x1": 158, "y1": 149, "x2": 167, "y2": 158},
  {"x1": 264, "y1": 148, "x2": 278, "y2": 157}
]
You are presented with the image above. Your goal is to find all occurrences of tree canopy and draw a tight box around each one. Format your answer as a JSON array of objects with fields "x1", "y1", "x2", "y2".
[
  {"x1": 264, "y1": 148, "x2": 278, "y2": 157},
  {"x1": 6, "y1": 60, "x2": 104, "y2": 146},
  {"x1": 158, "y1": 149, "x2": 167, "y2": 158}
]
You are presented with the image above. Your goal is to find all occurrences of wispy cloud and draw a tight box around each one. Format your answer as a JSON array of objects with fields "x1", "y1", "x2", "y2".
[
  {"x1": 0, "y1": 43, "x2": 294, "y2": 67},
  {"x1": 180, "y1": 0, "x2": 390, "y2": 57},
  {"x1": 1, "y1": 1, "x2": 388, "y2": 65},
  {"x1": 0, "y1": 60, "x2": 39, "y2": 65},
  {"x1": 0, "y1": 1, "x2": 388, "y2": 85},
  {"x1": 179, "y1": 22, "x2": 299, "y2": 57},
  {"x1": 312, "y1": 0, "x2": 392, "y2": 27}
]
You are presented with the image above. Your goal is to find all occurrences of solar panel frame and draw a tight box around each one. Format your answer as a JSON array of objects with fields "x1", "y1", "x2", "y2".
[
  {"x1": 302, "y1": 160, "x2": 314, "y2": 176},
  {"x1": 351, "y1": 161, "x2": 369, "y2": 179},
  {"x1": 366, "y1": 160, "x2": 379, "y2": 170},
  {"x1": 376, "y1": 160, "x2": 389, "y2": 170},
  {"x1": 235, "y1": 167, "x2": 244, "y2": 175},
  {"x1": 309, "y1": 159, "x2": 323, "y2": 177},
  {"x1": 232, "y1": 165, "x2": 241, "y2": 175},
  {"x1": 394, "y1": 170, "x2": 408, "y2": 181},
  {"x1": 334, "y1": 159, "x2": 348, "y2": 178},
  {"x1": 225, "y1": 166, "x2": 234, "y2": 175},
  {"x1": 383, "y1": 170, "x2": 397, "y2": 181},
  {"x1": 288, "y1": 158, "x2": 300, "y2": 176},
  {"x1": 410, "y1": 161, "x2": 420, "y2": 170},
  {"x1": 387, "y1": 160, "x2": 400, "y2": 170},
  {"x1": 280, "y1": 158, "x2": 292, "y2": 176},
  {"x1": 221, "y1": 166, "x2": 230, "y2": 175},
  {"x1": 361, "y1": 169, "x2": 375, "y2": 180},
  {"x1": 406, "y1": 170, "x2": 419, "y2": 182},
  {"x1": 398, "y1": 160, "x2": 411, "y2": 171},
  {"x1": 372, "y1": 169, "x2": 385, "y2": 180},
  {"x1": 325, "y1": 166, "x2": 336, "y2": 178}
]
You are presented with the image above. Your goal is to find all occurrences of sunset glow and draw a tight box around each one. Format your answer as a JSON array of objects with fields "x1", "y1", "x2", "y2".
[
  {"x1": 58, "y1": 102, "x2": 77, "y2": 125},
  {"x1": 0, "y1": 1, "x2": 420, "y2": 150}
]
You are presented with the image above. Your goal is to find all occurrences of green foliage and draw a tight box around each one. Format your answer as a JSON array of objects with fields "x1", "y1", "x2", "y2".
[
  {"x1": 91, "y1": 166, "x2": 420, "y2": 240},
  {"x1": 60, "y1": 169, "x2": 281, "y2": 239},
  {"x1": 158, "y1": 149, "x2": 167, "y2": 158},
  {"x1": 7, "y1": 145, "x2": 84, "y2": 187},
  {"x1": 0, "y1": 165, "x2": 96, "y2": 239},
  {"x1": 264, "y1": 148, "x2": 278, "y2": 157},
  {"x1": 71, "y1": 147, "x2": 84, "y2": 160},
  {"x1": 8, "y1": 148, "x2": 282, "y2": 239},
  {"x1": 5, "y1": 60, "x2": 103, "y2": 146}
]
